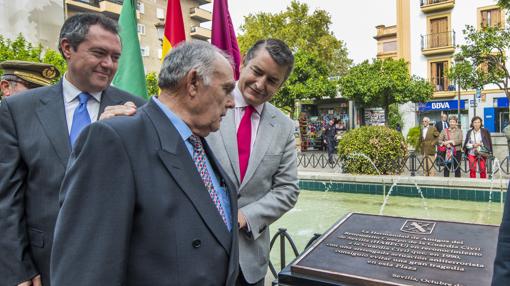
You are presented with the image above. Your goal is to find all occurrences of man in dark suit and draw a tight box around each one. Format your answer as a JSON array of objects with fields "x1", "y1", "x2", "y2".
[
  {"x1": 492, "y1": 183, "x2": 510, "y2": 285},
  {"x1": 0, "y1": 13, "x2": 144, "y2": 286},
  {"x1": 435, "y1": 112, "x2": 449, "y2": 133},
  {"x1": 51, "y1": 41, "x2": 238, "y2": 285}
]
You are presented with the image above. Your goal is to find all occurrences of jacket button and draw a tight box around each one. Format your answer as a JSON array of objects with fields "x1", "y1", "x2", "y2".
[{"x1": 192, "y1": 239, "x2": 201, "y2": 248}]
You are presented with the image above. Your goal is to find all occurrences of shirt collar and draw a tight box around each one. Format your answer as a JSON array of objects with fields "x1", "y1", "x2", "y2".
[
  {"x1": 62, "y1": 72, "x2": 102, "y2": 103},
  {"x1": 234, "y1": 83, "x2": 264, "y2": 115},
  {"x1": 152, "y1": 97, "x2": 193, "y2": 142}
]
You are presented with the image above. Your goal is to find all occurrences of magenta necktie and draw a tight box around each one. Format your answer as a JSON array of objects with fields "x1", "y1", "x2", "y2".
[
  {"x1": 188, "y1": 135, "x2": 228, "y2": 227},
  {"x1": 237, "y1": 106, "x2": 254, "y2": 182}
]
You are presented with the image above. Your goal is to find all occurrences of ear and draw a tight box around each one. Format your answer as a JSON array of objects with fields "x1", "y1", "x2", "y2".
[
  {"x1": 185, "y1": 69, "x2": 199, "y2": 98},
  {"x1": 60, "y1": 38, "x2": 73, "y2": 60},
  {"x1": 0, "y1": 80, "x2": 11, "y2": 97}
]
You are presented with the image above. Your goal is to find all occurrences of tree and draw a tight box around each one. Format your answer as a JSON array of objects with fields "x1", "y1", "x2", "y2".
[
  {"x1": 237, "y1": 0, "x2": 352, "y2": 117},
  {"x1": 338, "y1": 58, "x2": 433, "y2": 124},
  {"x1": 145, "y1": 72, "x2": 158, "y2": 97},
  {"x1": 272, "y1": 50, "x2": 338, "y2": 116},
  {"x1": 0, "y1": 34, "x2": 66, "y2": 81},
  {"x1": 448, "y1": 24, "x2": 510, "y2": 108}
]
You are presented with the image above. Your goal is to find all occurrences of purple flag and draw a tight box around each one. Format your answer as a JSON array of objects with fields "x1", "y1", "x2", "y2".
[{"x1": 211, "y1": 0, "x2": 240, "y2": 80}]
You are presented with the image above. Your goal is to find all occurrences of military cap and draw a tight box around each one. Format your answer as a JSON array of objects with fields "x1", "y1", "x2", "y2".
[{"x1": 0, "y1": 60, "x2": 60, "y2": 87}]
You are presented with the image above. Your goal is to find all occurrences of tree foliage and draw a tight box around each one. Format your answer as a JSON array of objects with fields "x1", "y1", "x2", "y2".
[
  {"x1": 145, "y1": 72, "x2": 158, "y2": 97},
  {"x1": 237, "y1": 0, "x2": 352, "y2": 117},
  {"x1": 338, "y1": 58, "x2": 433, "y2": 123},
  {"x1": 272, "y1": 50, "x2": 338, "y2": 116},
  {"x1": 448, "y1": 25, "x2": 510, "y2": 100},
  {"x1": 337, "y1": 126, "x2": 407, "y2": 175},
  {"x1": 0, "y1": 34, "x2": 66, "y2": 81}
]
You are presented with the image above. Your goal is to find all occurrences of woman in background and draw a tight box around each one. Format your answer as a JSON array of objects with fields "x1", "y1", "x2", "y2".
[
  {"x1": 464, "y1": 116, "x2": 492, "y2": 178},
  {"x1": 438, "y1": 115, "x2": 463, "y2": 177}
]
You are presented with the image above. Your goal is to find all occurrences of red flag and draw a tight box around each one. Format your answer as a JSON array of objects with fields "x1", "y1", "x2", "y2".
[
  {"x1": 162, "y1": 0, "x2": 186, "y2": 59},
  {"x1": 211, "y1": 0, "x2": 241, "y2": 80}
]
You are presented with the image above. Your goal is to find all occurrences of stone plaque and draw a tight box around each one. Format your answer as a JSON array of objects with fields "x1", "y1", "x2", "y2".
[{"x1": 287, "y1": 213, "x2": 499, "y2": 286}]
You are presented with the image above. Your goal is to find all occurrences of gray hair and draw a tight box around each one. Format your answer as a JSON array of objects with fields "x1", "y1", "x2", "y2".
[
  {"x1": 243, "y1": 39, "x2": 294, "y2": 82},
  {"x1": 158, "y1": 41, "x2": 232, "y2": 90},
  {"x1": 422, "y1": 117, "x2": 430, "y2": 122},
  {"x1": 58, "y1": 13, "x2": 119, "y2": 58},
  {"x1": 448, "y1": 115, "x2": 458, "y2": 122}
]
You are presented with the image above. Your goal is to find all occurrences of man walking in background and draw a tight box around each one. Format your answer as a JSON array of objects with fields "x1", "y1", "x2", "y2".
[
  {"x1": 207, "y1": 39, "x2": 300, "y2": 286},
  {"x1": 420, "y1": 117, "x2": 439, "y2": 176},
  {"x1": 0, "y1": 13, "x2": 144, "y2": 286}
]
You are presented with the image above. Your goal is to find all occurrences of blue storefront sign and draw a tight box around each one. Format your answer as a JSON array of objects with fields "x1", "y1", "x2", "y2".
[
  {"x1": 418, "y1": 100, "x2": 466, "y2": 112},
  {"x1": 495, "y1": 97, "x2": 508, "y2": 108}
]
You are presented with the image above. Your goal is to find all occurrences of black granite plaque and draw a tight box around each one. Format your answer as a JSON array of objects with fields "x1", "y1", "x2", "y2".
[{"x1": 282, "y1": 213, "x2": 499, "y2": 286}]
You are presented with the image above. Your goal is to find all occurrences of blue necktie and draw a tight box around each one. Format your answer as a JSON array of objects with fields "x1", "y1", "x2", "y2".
[{"x1": 69, "y1": 92, "x2": 92, "y2": 146}]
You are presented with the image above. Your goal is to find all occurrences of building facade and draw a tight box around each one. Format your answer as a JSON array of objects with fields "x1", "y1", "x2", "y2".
[
  {"x1": 65, "y1": 0, "x2": 212, "y2": 73},
  {"x1": 376, "y1": 0, "x2": 507, "y2": 137}
]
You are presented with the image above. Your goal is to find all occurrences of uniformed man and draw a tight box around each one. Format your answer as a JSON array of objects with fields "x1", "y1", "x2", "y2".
[{"x1": 0, "y1": 60, "x2": 60, "y2": 98}]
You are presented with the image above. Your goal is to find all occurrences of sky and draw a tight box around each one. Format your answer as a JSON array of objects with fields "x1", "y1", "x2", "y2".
[{"x1": 205, "y1": 0, "x2": 396, "y2": 64}]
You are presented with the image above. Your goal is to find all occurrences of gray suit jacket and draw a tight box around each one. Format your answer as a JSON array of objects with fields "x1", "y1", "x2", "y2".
[
  {"x1": 207, "y1": 102, "x2": 299, "y2": 283},
  {"x1": 0, "y1": 82, "x2": 145, "y2": 286},
  {"x1": 51, "y1": 99, "x2": 238, "y2": 285}
]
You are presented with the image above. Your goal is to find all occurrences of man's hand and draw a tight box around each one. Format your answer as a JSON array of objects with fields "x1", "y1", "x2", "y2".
[
  {"x1": 99, "y1": 101, "x2": 137, "y2": 120},
  {"x1": 18, "y1": 275, "x2": 42, "y2": 286},
  {"x1": 238, "y1": 210, "x2": 247, "y2": 229}
]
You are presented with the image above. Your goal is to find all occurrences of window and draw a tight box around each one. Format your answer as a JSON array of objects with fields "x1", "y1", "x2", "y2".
[
  {"x1": 481, "y1": 8, "x2": 502, "y2": 28},
  {"x1": 429, "y1": 17, "x2": 449, "y2": 48},
  {"x1": 137, "y1": 2, "x2": 145, "y2": 14},
  {"x1": 382, "y1": 41, "x2": 397, "y2": 53},
  {"x1": 137, "y1": 24, "x2": 145, "y2": 35},
  {"x1": 157, "y1": 8, "x2": 165, "y2": 20},
  {"x1": 141, "y1": 46, "x2": 150, "y2": 57},
  {"x1": 158, "y1": 48, "x2": 163, "y2": 59},
  {"x1": 430, "y1": 61, "x2": 449, "y2": 92}
]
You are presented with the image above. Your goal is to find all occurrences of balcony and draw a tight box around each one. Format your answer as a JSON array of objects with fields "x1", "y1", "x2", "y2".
[
  {"x1": 190, "y1": 26, "x2": 211, "y2": 40},
  {"x1": 65, "y1": 0, "x2": 122, "y2": 17},
  {"x1": 190, "y1": 7, "x2": 212, "y2": 22},
  {"x1": 420, "y1": 0, "x2": 455, "y2": 13},
  {"x1": 421, "y1": 31, "x2": 455, "y2": 56},
  {"x1": 196, "y1": 0, "x2": 212, "y2": 5},
  {"x1": 429, "y1": 76, "x2": 457, "y2": 98}
]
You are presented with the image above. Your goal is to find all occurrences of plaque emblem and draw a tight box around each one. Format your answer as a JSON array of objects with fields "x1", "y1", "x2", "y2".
[{"x1": 400, "y1": 220, "x2": 436, "y2": 235}]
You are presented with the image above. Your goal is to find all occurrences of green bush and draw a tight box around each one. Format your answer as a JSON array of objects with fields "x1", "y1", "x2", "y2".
[
  {"x1": 406, "y1": 126, "x2": 421, "y2": 152},
  {"x1": 337, "y1": 126, "x2": 407, "y2": 175}
]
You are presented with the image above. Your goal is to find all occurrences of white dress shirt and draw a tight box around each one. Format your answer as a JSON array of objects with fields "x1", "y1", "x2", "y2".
[
  {"x1": 233, "y1": 85, "x2": 264, "y2": 155},
  {"x1": 62, "y1": 74, "x2": 102, "y2": 133}
]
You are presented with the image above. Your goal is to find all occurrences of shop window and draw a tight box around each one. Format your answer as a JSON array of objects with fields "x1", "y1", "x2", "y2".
[
  {"x1": 430, "y1": 61, "x2": 449, "y2": 91},
  {"x1": 481, "y1": 8, "x2": 502, "y2": 28}
]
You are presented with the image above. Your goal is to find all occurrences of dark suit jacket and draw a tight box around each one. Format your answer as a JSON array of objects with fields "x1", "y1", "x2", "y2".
[
  {"x1": 492, "y1": 182, "x2": 510, "y2": 285},
  {"x1": 435, "y1": 120, "x2": 449, "y2": 133},
  {"x1": 0, "y1": 81, "x2": 145, "y2": 286},
  {"x1": 50, "y1": 99, "x2": 239, "y2": 286},
  {"x1": 463, "y1": 127, "x2": 493, "y2": 153}
]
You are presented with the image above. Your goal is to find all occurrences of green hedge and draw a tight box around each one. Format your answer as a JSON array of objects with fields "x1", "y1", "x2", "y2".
[{"x1": 337, "y1": 126, "x2": 407, "y2": 175}]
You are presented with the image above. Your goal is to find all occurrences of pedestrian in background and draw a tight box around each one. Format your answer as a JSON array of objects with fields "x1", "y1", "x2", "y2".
[
  {"x1": 0, "y1": 60, "x2": 60, "y2": 98},
  {"x1": 324, "y1": 118, "x2": 337, "y2": 164},
  {"x1": 438, "y1": 115, "x2": 463, "y2": 177},
  {"x1": 420, "y1": 117, "x2": 439, "y2": 176},
  {"x1": 464, "y1": 116, "x2": 492, "y2": 179}
]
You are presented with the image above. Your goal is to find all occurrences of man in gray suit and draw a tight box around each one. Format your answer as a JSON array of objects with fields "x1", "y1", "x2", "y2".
[
  {"x1": 207, "y1": 39, "x2": 300, "y2": 285},
  {"x1": 51, "y1": 41, "x2": 238, "y2": 285},
  {"x1": 0, "y1": 13, "x2": 144, "y2": 286}
]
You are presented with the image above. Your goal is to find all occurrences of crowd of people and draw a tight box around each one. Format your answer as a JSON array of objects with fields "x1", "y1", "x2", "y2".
[{"x1": 420, "y1": 113, "x2": 493, "y2": 178}]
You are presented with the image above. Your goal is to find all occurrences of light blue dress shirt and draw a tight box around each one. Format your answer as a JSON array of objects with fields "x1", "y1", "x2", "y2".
[{"x1": 153, "y1": 97, "x2": 232, "y2": 231}]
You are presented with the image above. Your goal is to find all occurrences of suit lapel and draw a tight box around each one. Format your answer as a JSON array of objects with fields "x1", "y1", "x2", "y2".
[
  {"x1": 35, "y1": 82, "x2": 71, "y2": 167},
  {"x1": 144, "y1": 100, "x2": 232, "y2": 254},
  {"x1": 241, "y1": 103, "x2": 276, "y2": 189},
  {"x1": 219, "y1": 109, "x2": 241, "y2": 184},
  {"x1": 98, "y1": 87, "x2": 125, "y2": 119}
]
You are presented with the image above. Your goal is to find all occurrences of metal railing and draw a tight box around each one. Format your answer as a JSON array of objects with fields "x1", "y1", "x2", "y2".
[
  {"x1": 297, "y1": 151, "x2": 510, "y2": 177},
  {"x1": 421, "y1": 31, "x2": 455, "y2": 50},
  {"x1": 420, "y1": 0, "x2": 450, "y2": 6}
]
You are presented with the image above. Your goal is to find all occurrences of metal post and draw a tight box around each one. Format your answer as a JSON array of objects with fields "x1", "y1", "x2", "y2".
[
  {"x1": 457, "y1": 77, "x2": 461, "y2": 120},
  {"x1": 279, "y1": 228, "x2": 287, "y2": 270}
]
